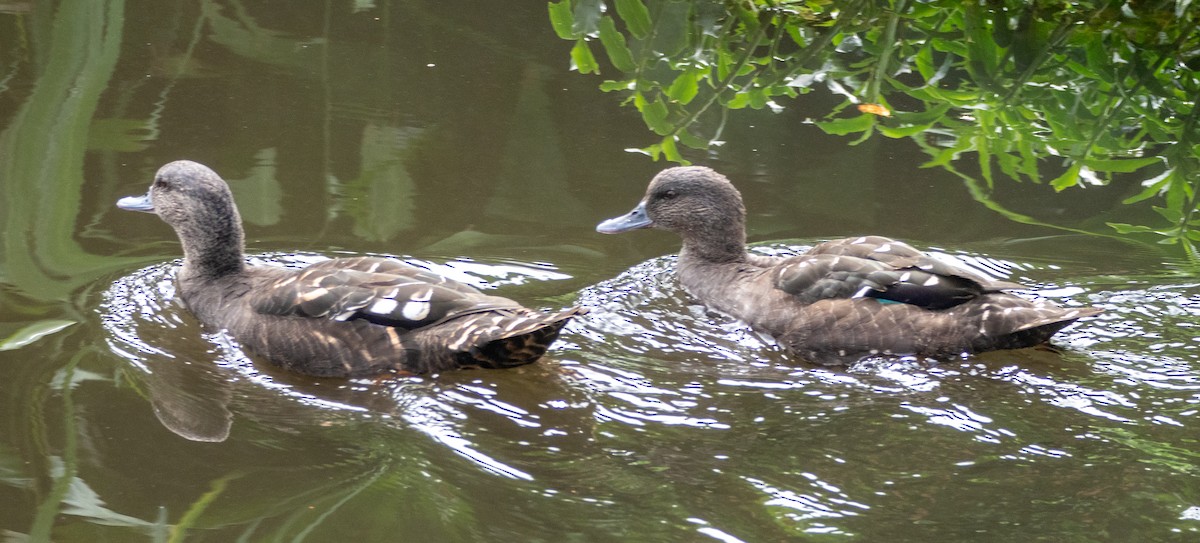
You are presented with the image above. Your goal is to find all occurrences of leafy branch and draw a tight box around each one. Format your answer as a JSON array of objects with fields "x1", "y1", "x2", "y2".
[{"x1": 550, "y1": 0, "x2": 1200, "y2": 256}]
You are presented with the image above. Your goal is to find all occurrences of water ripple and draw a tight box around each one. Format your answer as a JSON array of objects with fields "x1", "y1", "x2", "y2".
[{"x1": 562, "y1": 242, "x2": 1200, "y2": 439}]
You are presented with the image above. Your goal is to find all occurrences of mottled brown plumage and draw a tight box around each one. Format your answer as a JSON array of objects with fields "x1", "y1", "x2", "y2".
[
  {"x1": 118, "y1": 160, "x2": 584, "y2": 377},
  {"x1": 597, "y1": 166, "x2": 1101, "y2": 364}
]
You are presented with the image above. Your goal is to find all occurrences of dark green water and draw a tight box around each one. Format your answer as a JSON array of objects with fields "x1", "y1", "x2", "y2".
[{"x1": 1, "y1": 1, "x2": 1198, "y2": 541}]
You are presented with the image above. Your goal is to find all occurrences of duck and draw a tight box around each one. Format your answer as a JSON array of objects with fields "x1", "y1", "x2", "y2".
[
  {"x1": 596, "y1": 166, "x2": 1101, "y2": 364},
  {"x1": 117, "y1": 160, "x2": 585, "y2": 378}
]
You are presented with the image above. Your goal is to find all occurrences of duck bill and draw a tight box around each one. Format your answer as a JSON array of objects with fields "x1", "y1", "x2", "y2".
[
  {"x1": 596, "y1": 201, "x2": 652, "y2": 234},
  {"x1": 117, "y1": 193, "x2": 155, "y2": 213}
]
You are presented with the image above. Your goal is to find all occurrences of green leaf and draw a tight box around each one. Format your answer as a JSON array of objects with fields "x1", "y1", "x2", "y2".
[
  {"x1": 1123, "y1": 169, "x2": 1175, "y2": 204},
  {"x1": 548, "y1": 1, "x2": 576, "y2": 39},
  {"x1": 890, "y1": 104, "x2": 952, "y2": 125},
  {"x1": 666, "y1": 71, "x2": 700, "y2": 104},
  {"x1": 633, "y1": 142, "x2": 662, "y2": 160},
  {"x1": 930, "y1": 37, "x2": 968, "y2": 57},
  {"x1": 962, "y1": 3, "x2": 999, "y2": 84},
  {"x1": 938, "y1": 88, "x2": 984, "y2": 104},
  {"x1": 878, "y1": 122, "x2": 933, "y2": 138},
  {"x1": 716, "y1": 49, "x2": 732, "y2": 80},
  {"x1": 635, "y1": 93, "x2": 672, "y2": 135},
  {"x1": 1167, "y1": 171, "x2": 1188, "y2": 210},
  {"x1": 747, "y1": 87, "x2": 767, "y2": 109},
  {"x1": 785, "y1": 25, "x2": 805, "y2": 47},
  {"x1": 725, "y1": 91, "x2": 750, "y2": 109},
  {"x1": 849, "y1": 124, "x2": 876, "y2": 146},
  {"x1": 733, "y1": 4, "x2": 759, "y2": 35},
  {"x1": 1050, "y1": 163, "x2": 1082, "y2": 191},
  {"x1": 571, "y1": 39, "x2": 599, "y2": 74},
  {"x1": 816, "y1": 114, "x2": 874, "y2": 136},
  {"x1": 599, "y1": 79, "x2": 633, "y2": 91},
  {"x1": 572, "y1": 0, "x2": 603, "y2": 35},
  {"x1": 651, "y1": 0, "x2": 690, "y2": 57},
  {"x1": 977, "y1": 132, "x2": 994, "y2": 188},
  {"x1": 1083, "y1": 35, "x2": 1112, "y2": 83},
  {"x1": 1017, "y1": 137, "x2": 1039, "y2": 181},
  {"x1": 660, "y1": 135, "x2": 688, "y2": 163},
  {"x1": 1078, "y1": 157, "x2": 1161, "y2": 173},
  {"x1": 171, "y1": 474, "x2": 237, "y2": 540},
  {"x1": 614, "y1": 0, "x2": 652, "y2": 39},
  {"x1": 1153, "y1": 206, "x2": 1184, "y2": 224},
  {"x1": 898, "y1": 85, "x2": 940, "y2": 103},
  {"x1": 0, "y1": 320, "x2": 76, "y2": 351},
  {"x1": 676, "y1": 129, "x2": 708, "y2": 149},
  {"x1": 1107, "y1": 222, "x2": 1157, "y2": 234},
  {"x1": 995, "y1": 151, "x2": 1023, "y2": 182},
  {"x1": 1065, "y1": 60, "x2": 1101, "y2": 81},
  {"x1": 920, "y1": 137, "x2": 973, "y2": 169},
  {"x1": 598, "y1": 16, "x2": 636, "y2": 72},
  {"x1": 915, "y1": 46, "x2": 935, "y2": 81}
]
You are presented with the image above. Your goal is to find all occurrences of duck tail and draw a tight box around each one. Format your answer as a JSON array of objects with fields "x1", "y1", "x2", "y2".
[
  {"x1": 463, "y1": 307, "x2": 588, "y2": 369},
  {"x1": 978, "y1": 305, "x2": 1102, "y2": 351}
]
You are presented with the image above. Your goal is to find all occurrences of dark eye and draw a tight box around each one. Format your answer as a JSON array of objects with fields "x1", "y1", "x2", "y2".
[
  {"x1": 659, "y1": 189, "x2": 677, "y2": 200},
  {"x1": 153, "y1": 177, "x2": 169, "y2": 190}
]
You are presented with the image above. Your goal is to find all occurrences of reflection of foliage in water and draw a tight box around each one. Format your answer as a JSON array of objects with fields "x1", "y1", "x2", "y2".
[{"x1": 549, "y1": 0, "x2": 1200, "y2": 255}]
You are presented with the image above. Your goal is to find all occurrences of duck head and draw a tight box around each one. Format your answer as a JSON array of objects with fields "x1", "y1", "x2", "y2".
[
  {"x1": 597, "y1": 166, "x2": 748, "y2": 262},
  {"x1": 118, "y1": 160, "x2": 246, "y2": 277}
]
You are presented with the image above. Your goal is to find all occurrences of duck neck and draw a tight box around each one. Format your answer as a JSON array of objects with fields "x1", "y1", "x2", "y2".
[
  {"x1": 178, "y1": 212, "x2": 245, "y2": 281},
  {"x1": 678, "y1": 220, "x2": 748, "y2": 264}
]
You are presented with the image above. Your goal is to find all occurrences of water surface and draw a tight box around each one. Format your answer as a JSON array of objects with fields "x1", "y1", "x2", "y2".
[{"x1": 0, "y1": 2, "x2": 1197, "y2": 542}]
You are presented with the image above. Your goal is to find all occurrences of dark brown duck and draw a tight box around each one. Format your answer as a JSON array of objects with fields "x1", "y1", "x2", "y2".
[
  {"x1": 118, "y1": 160, "x2": 584, "y2": 378},
  {"x1": 597, "y1": 166, "x2": 1101, "y2": 364}
]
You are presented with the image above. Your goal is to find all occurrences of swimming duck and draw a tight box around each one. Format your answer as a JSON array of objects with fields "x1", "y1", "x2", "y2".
[
  {"x1": 597, "y1": 166, "x2": 1100, "y2": 363},
  {"x1": 118, "y1": 160, "x2": 584, "y2": 378}
]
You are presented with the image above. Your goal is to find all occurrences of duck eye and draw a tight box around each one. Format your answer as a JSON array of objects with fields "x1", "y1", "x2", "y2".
[
  {"x1": 153, "y1": 178, "x2": 169, "y2": 190},
  {"x1": 659, "y1": 189, "x2": 677, "y2": 200}
]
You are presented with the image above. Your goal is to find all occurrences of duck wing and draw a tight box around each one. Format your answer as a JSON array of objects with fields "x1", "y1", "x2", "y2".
[
  {"x1": 253, "y1": 259, "x2": 521, "y2": 330},
  {"x1": 805, "y1": 236, "x2": 1025, "y2": 289},
  {"x1": 301, "y1": 256, "x2": 486, "y2": 295},
  {"x1": 774, "y1": 236, "x2": 1024, "y2": 310}
]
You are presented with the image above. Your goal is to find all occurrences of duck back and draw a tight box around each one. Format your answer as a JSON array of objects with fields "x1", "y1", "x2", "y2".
[{"x1": 179, "y1": 259, "x2": 583, "y2": 377}]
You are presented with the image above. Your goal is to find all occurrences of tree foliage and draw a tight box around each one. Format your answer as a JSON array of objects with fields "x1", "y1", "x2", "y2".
[{"x1": 550, "y1": 0, "x2": 1200, "y2": 256}]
